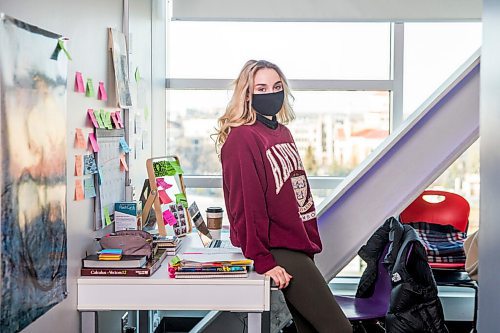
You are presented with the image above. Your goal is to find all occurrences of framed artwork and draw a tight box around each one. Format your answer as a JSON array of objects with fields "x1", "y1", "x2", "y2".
[{"x1": 0, "y1": 14, "x2": 68, "y2": 332}]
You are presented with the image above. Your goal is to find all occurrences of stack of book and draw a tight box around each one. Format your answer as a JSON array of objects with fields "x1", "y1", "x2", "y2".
[
  {"x1": 153, "y1": 235, "x2": 182, "y2": 256},
  {"x1": 81, "y1": 248, "x2": 168, "y2": 277},
  {"x1": 168, "y1": 252, "x2": 253, "y2": 279}
]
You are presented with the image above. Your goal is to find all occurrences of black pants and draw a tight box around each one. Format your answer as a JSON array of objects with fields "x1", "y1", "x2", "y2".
[{"x1": 270, "y1": 249, "x2": 352, "y2": 333}]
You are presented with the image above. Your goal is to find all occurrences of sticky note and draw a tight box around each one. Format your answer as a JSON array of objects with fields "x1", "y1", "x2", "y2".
[
  {"x1": 84, "y1": 177, "x2": 97, "y2": 198},
  {"x1": 144, "y1": 106, "x2": 150, "y2": 121},
  {"x1": 120, "y1": 154, "x2": 129, "y2": 172},
  {"x1": 135, "y1": 67, "x2": 141, "y2": 82},
  {"x1": 158, "y1": 190, "x2": 173, "y2": 205},
  {"x1": 88, "y1": 133, "x2": 100, "y2": 152},
  {"x1": 156, "y1": 177, "x2": 173, "y2": 189},
  {"x1": 75, "y1": 179, "x2": 84, "y2": 201},
  {"x1": 83, "y1": 154, "x2": 98, "y2": 175},
  {"x1": 75, "y1": 128, "x2": 87, "y2": 149},
  {"x1": 87, "y1": 109, "x2": 99, "y2": 128},
  {"x1": 119, "y1": 137, "x2": 131, "y2": 153},
  {"x1": 75, "y1": 155, "x2": 83, "y2": 176},
  {"x1": 170, "y1": 160, "x2": 184, "y2": 175},
  {"x1": 93, "y1": 109, "x2": 105, "y2": 128},
  {"x1": 75, "y1": 72, "x2": 84, "y2": 93},
  {"x1": 104, "y1": 111, "x2": 113, "y2": 129},
  {"x1": 175, "y1": 193, "x2": 188, "y2": 209},
  {"x1": 97, "y1": 81, "x2": 108, "y2": 101},
  {"x1": 86, "y1": 78, "x2": 95, "y2": 97},
  {"x1": 111, "y1": 112, "x2": 120, "y2": 128},
  {"x1": 104, "y1": 207, "x2": 112, "y2": 226},
  {"x1": 162, "y1": 210, "x2": 177, "y2": 226},
  {"x1": 58, "y1": 39, "x2": 72, "y2": 60},
  {"x1": 115, "y1": 111, "x2": 124, "y2": 128}
]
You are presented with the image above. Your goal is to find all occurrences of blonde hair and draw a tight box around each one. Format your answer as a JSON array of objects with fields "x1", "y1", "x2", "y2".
[{"x1": 214, "y1": 60, "x2": 295, "y2": 150}]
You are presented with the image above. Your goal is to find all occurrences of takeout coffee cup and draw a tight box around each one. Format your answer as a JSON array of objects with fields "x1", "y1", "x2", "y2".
[{"x1": 206, "y1": 207, "x2": 223, "y2": 240}]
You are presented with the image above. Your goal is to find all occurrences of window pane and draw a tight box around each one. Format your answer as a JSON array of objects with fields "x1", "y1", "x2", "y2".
[
  {"x1": 428, "y1": 141, "x2": 480, "y2": 234},
  {"x1": 403, "y1": 22, "x2": 482, "y2": 116},
  {"x1": 167, "y1": 90, "x2": 390, "y2": 177},
  {"x1": 168, "y1": 22, "x2": 391, "y2": 80},
  {"x1": 289, "y1": 91, "x2": 390, "y2": 176}
]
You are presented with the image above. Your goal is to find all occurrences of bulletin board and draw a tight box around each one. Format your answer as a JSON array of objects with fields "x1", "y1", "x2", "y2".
[
  {"x1": 144, "y1": 156, "x2": 192, "y2": 237},
  {"x1": 94, "y1": 128, "x2": 126, "y2": 230}
]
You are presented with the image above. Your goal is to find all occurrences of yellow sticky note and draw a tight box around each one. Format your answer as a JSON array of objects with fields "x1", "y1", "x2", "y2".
[
  {"x1": 75, "y1": 179, "x2": 84, "y2": 201},
  {"x1": 75, "y1": 155, "x2": 83, "y2": 176},
  {"x1": 104, "y1": 207, "x2": 112, "y2": 225}
]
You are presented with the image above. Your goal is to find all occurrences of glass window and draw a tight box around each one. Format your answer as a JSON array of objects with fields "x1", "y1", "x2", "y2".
[
  {"x1": 403, "y1": 22, "x2": 482, "y2": 117},
  {"x1": 168, "y1": 22, "x2": 391, "y2": 80},
  {"x1": 428, "y1": 141, "x2": 480, "y2": 234},
  {"x1": 167, "y1": 90, "x2": 390, "y2": 177}
]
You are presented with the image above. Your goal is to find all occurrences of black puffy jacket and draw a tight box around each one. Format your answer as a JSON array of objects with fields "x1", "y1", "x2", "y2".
[{"x1": 357, "y1": 217, "x2": 448, "y2": 333}]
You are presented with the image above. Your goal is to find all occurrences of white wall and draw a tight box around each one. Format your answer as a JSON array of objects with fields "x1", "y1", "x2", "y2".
[{"x1": 0, "y1": 0, "x2": 165, "y2": 332}]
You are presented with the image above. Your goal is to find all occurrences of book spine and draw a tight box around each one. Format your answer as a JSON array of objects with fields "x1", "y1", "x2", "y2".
[
  {"x1": 177, "y1": 266, "x2": 246, "y2": 273},
  {"x1": 81, "y1": 268, "x2": 151, "y2": 277}
]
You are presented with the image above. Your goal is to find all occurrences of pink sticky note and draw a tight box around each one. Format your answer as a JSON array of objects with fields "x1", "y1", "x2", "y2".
[
  {"x1": 88, "y1": 133, "x2": 100, "y2": 152},
  {"x1": 156, "y1": 178, "x2": 173, "y2": 190},
  {"x1": 158, "y1": 190, "x2": 173, "y2": 204},
  {"x1": 87, "y1": 109, "x2": 99, "y2": 128},
  {"x1": 75, "y1": 128, "x2": 86, "y2": 149},
  {"x1": 115, "y1": 110, "x2": 124, "y2": 128},
  {"x1": 98, "y1": 81, "x2": 108, "y2": 101},
  {"x1": 162, "y1": 210, "x2": 177, "y2": 226},
  {"x1": 75, "y1": 179, "x2": 84, "y2": 201},
  {"x1": 75, "y1": 72, "x2": 84, "y2": 93},
  {"x1": 110, "y1": 112, "x2": 119, "y2": 128},
  {"x1": 120, "y1": 154, "x2": 129, "y2": 171},
  {"x1": 75, "y1": 155, "x2": 83, "y2": 176}
]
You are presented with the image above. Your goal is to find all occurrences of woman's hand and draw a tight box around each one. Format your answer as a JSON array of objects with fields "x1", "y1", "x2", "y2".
[{"x1": 264, "y1": 266, "x2": 293, "y2": 289}]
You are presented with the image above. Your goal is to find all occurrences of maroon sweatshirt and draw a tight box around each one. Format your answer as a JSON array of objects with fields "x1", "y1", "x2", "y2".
[{"x1": 221, "y1": 121, "x2": 322, "y2": 274}]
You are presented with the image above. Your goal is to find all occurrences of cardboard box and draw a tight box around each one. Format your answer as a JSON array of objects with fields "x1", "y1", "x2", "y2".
[{"x1": 114, "y1": 201, "x2": 142, "y2": 231}]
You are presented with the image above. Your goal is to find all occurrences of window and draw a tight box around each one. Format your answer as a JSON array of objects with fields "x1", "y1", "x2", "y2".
[
  {"x1": 403, "y1": 22, "x2": 482, "y2": 117},
  {"x1": 168, "y1": 22, "x2": 391, "y2": 80}
]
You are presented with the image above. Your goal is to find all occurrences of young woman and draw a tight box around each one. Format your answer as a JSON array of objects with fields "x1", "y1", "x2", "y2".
[{"x1": 215, "y1": 60, "x2": 352, "y2": 333}]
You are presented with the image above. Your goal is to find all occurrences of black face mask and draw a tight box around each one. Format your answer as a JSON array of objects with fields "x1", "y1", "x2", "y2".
[{"x1": 252, "y1": 90, "x2": 284, "y2": 116}]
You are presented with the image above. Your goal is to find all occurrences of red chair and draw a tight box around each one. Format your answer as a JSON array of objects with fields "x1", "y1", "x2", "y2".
[{"x1": 400, "y1": 190, "x2": 478, "y2": 332}]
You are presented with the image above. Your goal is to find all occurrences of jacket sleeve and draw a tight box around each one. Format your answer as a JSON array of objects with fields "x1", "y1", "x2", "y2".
[{"x1": 221, "y1": 134, "x2": 277, "y2": 274}]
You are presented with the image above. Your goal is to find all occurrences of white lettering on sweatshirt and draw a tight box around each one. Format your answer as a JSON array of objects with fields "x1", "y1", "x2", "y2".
[{"x1": 266, "y1": 143, "x2": 305, "y2": 194}]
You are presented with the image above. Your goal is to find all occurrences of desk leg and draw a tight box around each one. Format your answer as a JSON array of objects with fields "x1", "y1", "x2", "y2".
[
  {"x1": 247, "y1": 312, "x2": 262, "y2": 333},
  {"x1": 81, "y1": 311, "x2": 97, "y2": 333}
]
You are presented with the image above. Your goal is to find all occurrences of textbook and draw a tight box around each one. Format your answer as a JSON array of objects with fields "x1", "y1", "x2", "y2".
[
  {"x1": 81, "y1": 248, "x2": 168, "y2": 277},
  {"x1": 82, "y1": 254, "x2": 147, "y2": 268}
]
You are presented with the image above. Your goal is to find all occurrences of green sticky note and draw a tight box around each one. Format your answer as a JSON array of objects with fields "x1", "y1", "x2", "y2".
[
  {"x1": 58, "y1": 39, "x2": 72, "y2": 60},
  {"x1": 94, "y1": 109, "x2": 105, "y2": 128},
  {"x1": 153, "y1": 160, "x2": 177, "y2": 177},
  {"x1": 86, "y1": 78, "x2": 95, "y2": 97},
  {"x1": 170, "y1": 255, "x2": 181, "y2": 265},
  {"x1": 104, "y1": 111, "x2": 113, "y2": 129},
  {"x1": 170, "y1": 161, "x2": 184, "y2": 175},
  {"x1": 175, "y1": 193, "x2": 188, "y2": 209},
  {"x1": 144, "y1": 106, "x2": 150, "y2": 121},
  {"x1": 104, "y1": 207, "x2": 112, "y2": 226},
  {"x1": 135, "y1": 67, "x2": 141, "y2": 82}
]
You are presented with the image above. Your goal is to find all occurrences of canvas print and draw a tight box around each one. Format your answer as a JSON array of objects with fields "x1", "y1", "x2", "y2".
[
  {"x1": 0, "y1": 14, "x2": 68, "y2": 332},
  {"x1": 109, "y1": 28, "x2": 132, "y2": 108}
]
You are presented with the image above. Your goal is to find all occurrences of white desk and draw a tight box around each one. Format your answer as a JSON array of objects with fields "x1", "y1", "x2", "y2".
[{"x1": 77, "y1": 234, "x2": 271, "y2": 333}]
